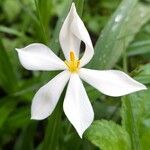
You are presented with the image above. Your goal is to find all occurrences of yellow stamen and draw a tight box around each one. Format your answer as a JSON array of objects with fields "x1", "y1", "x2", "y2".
[
  {"x1": 64, "y1": 51, "x2": 80, "y2": 73},
  {"x1": 70, "y1": 51, "x2": 75, "y2": 61}
]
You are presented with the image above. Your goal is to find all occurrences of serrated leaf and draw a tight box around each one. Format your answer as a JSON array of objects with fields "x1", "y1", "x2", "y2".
[{"x1": 85, "y1": 120, "x2": 131, "y2": 150}]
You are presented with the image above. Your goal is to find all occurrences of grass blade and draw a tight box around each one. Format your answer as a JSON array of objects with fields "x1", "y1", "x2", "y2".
[{"x1": 0, "y1": 40, "x2": 18, "y2": 93}]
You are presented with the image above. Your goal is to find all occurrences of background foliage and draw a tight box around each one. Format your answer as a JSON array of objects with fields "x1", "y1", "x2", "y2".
[{"x1": 0, "y1": 0, "x2": 150, "y2": 150}]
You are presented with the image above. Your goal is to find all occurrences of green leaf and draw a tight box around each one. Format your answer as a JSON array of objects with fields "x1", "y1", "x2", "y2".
[
  {"x1": 0, "y1": 40, "x2": 18, "y2": 93},
  {"x1": 73, "y1": 0, "x2": 84, "y2": 17},
  {"x1": 5, "y1": 107, "x2": 31, "y2": 130},
  {"x1": 14, "y1": 122, "x2": 37, "y2": 150},
  {"x1": 121, "y1": 96, "x2": 141, "y2": 150},
  {"x1": 121, "y1": 87, "x2": 150, "y2": 150},
  {"x1": 34, "y1": 0, "x2": 54, "y2": 44},
  {"x1": 128, "y1": 40, "x2": 150, "y2": 56},
  {"x1": 88, "y1": 0, "x2": 150, "y2": 69},
  {"x1": 85, "y1": 120, "x2": 131, "y2": 150},
  {"x1": 3, "y1": 0, "x2": 21, "y2": 21},
  {"x1": 0, "y1": 25, "x2": 24, "y2": 37},
  {"x1": 0, "y1": 98, "x2": 16, "y2": 128},
  {"x1": 134, "y1": 63, "x2": 150, "y2": 84}
]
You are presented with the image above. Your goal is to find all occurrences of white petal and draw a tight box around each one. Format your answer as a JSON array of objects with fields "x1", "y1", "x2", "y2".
[
  {"x1": 63, "y1": 73, "x2": 94, "y2": 138},
  {"x1": 79, "y1": 68, "x2": 147, "y2": 97},
  {"x1": 31, "y1": 71, "x2": 70, "y2": 120},
  {"x1": 16, "y1": 43, "x2": 66, "y2": 71},
  {"x1": 59, "y1": 3, "x2": 94, "y2": 66},
  {"x1": 59, "y1": 3, "x2": 80, "y2": 60}
]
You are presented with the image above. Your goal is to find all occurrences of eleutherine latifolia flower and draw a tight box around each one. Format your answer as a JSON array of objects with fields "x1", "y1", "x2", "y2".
[{"x1": 16, "y1": 3, "x2": 146, "y2": 138}]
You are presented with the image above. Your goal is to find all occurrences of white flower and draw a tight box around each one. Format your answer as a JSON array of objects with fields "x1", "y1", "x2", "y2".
[{"x1": 16, "y1": 3, "x2": 146, "y2": 138}]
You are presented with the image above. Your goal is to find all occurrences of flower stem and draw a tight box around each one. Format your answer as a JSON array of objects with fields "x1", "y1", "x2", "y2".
[
  {"x1": 123, "y1": 39, "x2": 128, "y2": 73},
  {"x1": 122, "y1": 39, "x2": 140, "y2": 150},
  {"x1": 122, "y1": 96, "x2": 141, "y2": 150},
  {"x1": 42, "y1": 98, "x2": 63, "y2": 150}
]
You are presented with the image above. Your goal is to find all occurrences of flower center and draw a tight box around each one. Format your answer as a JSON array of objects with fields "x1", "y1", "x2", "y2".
[{"x1": 64, "y1": 51, "x2": 80, "y2": 73}]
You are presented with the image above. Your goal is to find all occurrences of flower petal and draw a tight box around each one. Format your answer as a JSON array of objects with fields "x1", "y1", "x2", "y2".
[
  {"x1": 31, "y1": 70, "x2": 70, "y2": 120},
  {"x1": 16, "y1": 43, "x2": 66, "y2": 71},
  {"x1": 63, "y1": 73, "x2": 94, "y2": 138},
  {"x1": 59, "y1": 3, "x2": 80, "y2": 60},
  {"x1": 59, "y1": 3, "x2": 94, "y2": 66},
  {"x1": 79, "y1": 68, "x2": 147, "y2": 97}
]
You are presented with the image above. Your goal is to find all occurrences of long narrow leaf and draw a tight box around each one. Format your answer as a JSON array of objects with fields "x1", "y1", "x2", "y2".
[
  {"x1": 0, "y1": 40, "x2": 18, "y2": 93},
  {"x1": 88, "y1": 0, "x2": 150, "y2": 69}
]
